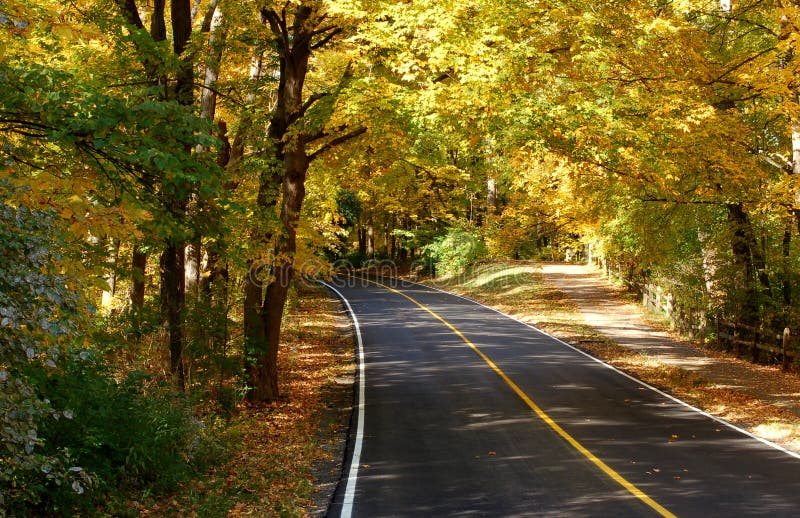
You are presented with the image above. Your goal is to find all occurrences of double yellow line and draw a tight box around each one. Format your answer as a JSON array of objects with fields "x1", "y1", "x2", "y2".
[{"x1": 369, "y1": 278, "x2": 676, "y2": 518}]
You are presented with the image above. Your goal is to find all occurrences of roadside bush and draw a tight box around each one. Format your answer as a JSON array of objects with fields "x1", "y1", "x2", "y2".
[
  {"x1": 23, "y1": 356, "x2": 221, "y2": 516},
  {"x1": 0, "y1": 198, "x2": 224, "y2": 516},
  {"x1": 424, "y1": 225, "x2": 488, "y2": 277},
  {"x1": 0, "y1": 200, "x2": 92, "y2": 516}
]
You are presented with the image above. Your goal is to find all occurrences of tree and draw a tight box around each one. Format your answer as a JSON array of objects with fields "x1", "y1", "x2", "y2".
[
  {"x1": 242, "y1": 2, "x2": 365, "y2": 402},
  {"x1": 110, "y1": 0, "x2": 227, "y2": 390}
]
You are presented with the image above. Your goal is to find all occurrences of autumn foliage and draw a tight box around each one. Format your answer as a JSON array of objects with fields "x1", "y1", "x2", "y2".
[{"x1": 5, "y1": 0, "x2": 800, "y2": 514}]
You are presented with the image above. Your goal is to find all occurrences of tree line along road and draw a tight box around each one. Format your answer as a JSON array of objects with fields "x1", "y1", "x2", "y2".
[{"x1": 324, "y1": 278, "x2": 800, "y2": 517}]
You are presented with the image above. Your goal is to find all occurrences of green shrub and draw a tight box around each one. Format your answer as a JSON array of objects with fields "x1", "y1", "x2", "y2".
[
  {"x1": 0, "y1": 199, "x2": 94, "y2": 516},
  {"x1": 21, "y1": 355, "x2": 221, "y2": 516},
  {"x1": 0, "y1": 197, "x2": 224, "y2": 516},
  {"x1": 423, "y1": 225, "x2": 488, "y2": 277}
]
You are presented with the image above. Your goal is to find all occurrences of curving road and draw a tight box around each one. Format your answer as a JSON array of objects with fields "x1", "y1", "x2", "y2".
[{"x1": 324, "y1": 278, "x2": 800, "y2": 517}]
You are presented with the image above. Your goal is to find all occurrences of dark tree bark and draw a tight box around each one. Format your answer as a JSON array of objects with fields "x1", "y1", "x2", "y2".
[
  {"x1": 726, "y1": 203, "x2": 768, "y2": 329},
  {"x1": 244, "y1": 5, "x2": 314, "y2": 402},
  {"x1": 131, "y1": 245, "x2": 147, "y2": 311},
  {"x1": 358, "y1": 224, "x2": 367, "y2": 256},
  {"x1": 783, "y1": 222, "x2": 792, "y2": 324},
  {"x1": 160, "y1": 242, "x2": 186, "y2": 390},
  {"x1": 151, "y1": 0, "x2": 167, "y2": 41},
  {"x1": 171, "y1": 0, "x2": 194, "y2": 105},
  {"x1": 152, "y1": 0, "x2": 194, "y2": 389}
]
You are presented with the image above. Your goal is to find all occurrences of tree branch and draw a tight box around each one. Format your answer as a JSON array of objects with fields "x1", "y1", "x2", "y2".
[
  {"x1": 311, "y1": 27, "x2": 343, "y2": 50},
  {"x1": 707, "y1": 46, "x2": 777, "y2": 85},
  {"x1": 262, "y1": 9, "x2": 283, "y2": 40},
  {"x1": 311, "y1": 24, "x2": 337, "y2": 38},
  {"x1": 201, "y1": 0, "x2": 220, "y2": 33},
  {"x1": 638, "y1": 196, "x2": 730, "y2": 205},
  {"x1": 193, "y1": 81, "x2": 244, "y2": 106},
  {"x1": 307, "y1": 123, "x2": 347, "y2": 144},
  {"x1": 289, "y1": 92, "x2": 330, "y2": 126},
  {"x1": 113, "y1": 0, "x2": 145, "y2": 30},
  {"x1": 0, "y1": 117, "x2": 54, "y2": 131},
  {"x1": 308, "y1": 127, "x2": 366, "y2": 162},
  {"x1": 3, "y1": 152, "x2": 45, "y2": 170}
]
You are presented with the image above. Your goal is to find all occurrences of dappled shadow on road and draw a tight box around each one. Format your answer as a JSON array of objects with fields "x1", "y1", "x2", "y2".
[{"x1": 347, "y1": 294, "x2": 800, "y2": 517}]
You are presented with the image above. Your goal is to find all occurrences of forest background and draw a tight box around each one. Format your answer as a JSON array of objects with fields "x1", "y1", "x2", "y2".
[{"x1": 4, "y1": 0, "x2": 800, "y2": 514}]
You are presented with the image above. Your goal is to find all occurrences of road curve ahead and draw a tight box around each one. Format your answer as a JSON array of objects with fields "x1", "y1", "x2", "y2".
[{"x1": 325, "y1": 278, "x2": 800, "y2": 517}]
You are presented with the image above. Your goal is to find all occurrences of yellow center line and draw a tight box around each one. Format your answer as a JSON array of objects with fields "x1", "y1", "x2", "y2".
[{"x1": 368, "y1": 277, "x2": 676, "y2": 518}]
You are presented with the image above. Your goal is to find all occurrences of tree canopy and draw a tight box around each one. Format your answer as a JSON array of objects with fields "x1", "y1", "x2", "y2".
[{"x1": 5, "y1": 0, "x2": 800, "y2": 513}]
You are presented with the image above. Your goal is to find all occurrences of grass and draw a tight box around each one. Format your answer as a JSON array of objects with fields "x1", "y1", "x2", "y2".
[
  {"x1": 427, "y1": 261, "x2": 800, "y2": 453},
  {"x1": 135, "y1": 283, "x2": 353, "y2": 517},
  {"x1": 429, "y1": 262, "x2": 601, "y2": 342}
]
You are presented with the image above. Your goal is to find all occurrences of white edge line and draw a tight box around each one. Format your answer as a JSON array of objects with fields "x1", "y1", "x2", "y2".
[
  {"x1": 392, "y1": 275, "x2": 800, "y2": 461},
  {"x1": 320, "y1": 281, "x2": 366, "y2": 518}
]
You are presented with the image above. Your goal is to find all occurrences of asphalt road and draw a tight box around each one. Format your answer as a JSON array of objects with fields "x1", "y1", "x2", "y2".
[{"x1": 325, "y1": 278, "x2": 800, "y2": 517}]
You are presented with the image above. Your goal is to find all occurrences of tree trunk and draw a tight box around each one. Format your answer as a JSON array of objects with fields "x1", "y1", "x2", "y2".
[
  {"x1": 358, "y1": 223, "x2": 366, "y2": 256},
  {"x1": 131, "y1": 245, "x2": 147, "y2": 312},
  {"x1": 384, "y1": 222, "x2": 392, "y2": 258},
  {"x1": 726, "y1": 203, "x2": 761, "y2": 329},
  {"x1": 782, "y1": 222, "x2": 792, "y2": 327},
  {"x1": 239, "y1": 12, "x2": 276, "y2": 399},
  {"x1": 114, "y1": 0, "x2": 196, "y2": 391},
  {"x1": 698, "y1": 229, "x2": 718, "y2": 297},
  {"x1": 101, "y1": 237, "x2": 119, "y2": 309},
  {"x1": 160, "y1": 242, "x2": 186, "y2": 391},
  {"x1": 199, "y1": 2, "x2": 224, "y2": 124},
  {"x1": 367, "y1": 222, "x2": 375, "y2": 258},
  {"x1": 171, "y1": 0, "x2": 194, "y2": 105},
  {"x1": 184, "y1": 239, "x2": 202, "y2": 297},
  {"x1": 487, "y1": 176, "x2": 498, "y2": 216},
  {"x1": 186, "y1": 2, "x2": 225, "y2": 301},
  {"x1": 245, "y1": 4, "x2": 313, "y2": 402}
]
